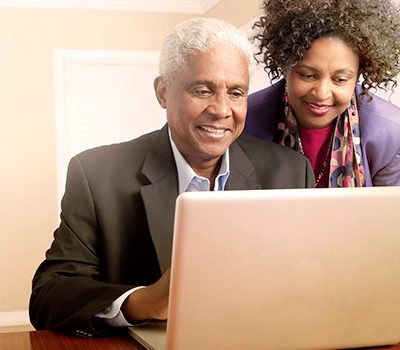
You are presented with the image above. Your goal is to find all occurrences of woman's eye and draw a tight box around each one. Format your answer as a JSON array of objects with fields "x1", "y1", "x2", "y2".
[
  {"x1": 299, "y1": 72, "x2": 315, "y2": 80},
  {"x1": 334, "y1": 77, "x2": 348, "y2": 84}
]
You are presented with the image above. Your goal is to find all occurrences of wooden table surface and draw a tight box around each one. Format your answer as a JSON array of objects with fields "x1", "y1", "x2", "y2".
[
  {"x1": 0, "y1": 330, "x2": 146, "y2": 350},
  {"x1": 1, "y1": 330, "x2": 400, "y2": 350}
]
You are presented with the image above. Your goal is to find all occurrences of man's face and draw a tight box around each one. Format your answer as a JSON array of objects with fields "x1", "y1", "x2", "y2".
[{"x1": 154, "y1": 46, "x2": 249, "y2": 173}]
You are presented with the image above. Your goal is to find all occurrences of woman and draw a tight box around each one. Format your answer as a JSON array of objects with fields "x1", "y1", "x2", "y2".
[{"x1": 245, "y1": 0, "x2": 400, "y2": 187}]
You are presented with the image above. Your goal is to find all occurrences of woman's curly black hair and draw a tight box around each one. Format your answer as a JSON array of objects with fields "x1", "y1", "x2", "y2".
[{"x1": 253, "y1": 0, "x2": 400, "y2": 94}]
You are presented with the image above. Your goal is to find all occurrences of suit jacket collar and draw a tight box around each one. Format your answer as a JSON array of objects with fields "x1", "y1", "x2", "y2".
[{"x1": 140, "y1": 126, "x2": 262, "y2": 272}]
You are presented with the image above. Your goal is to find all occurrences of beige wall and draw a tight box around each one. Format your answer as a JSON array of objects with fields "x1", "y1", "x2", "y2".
[
  {"x1": 0, "y1": 0, "x2": 262, "y2": 321},
  {"x1": 206, "y1": 0, "x2": 261, "y2": 25}
]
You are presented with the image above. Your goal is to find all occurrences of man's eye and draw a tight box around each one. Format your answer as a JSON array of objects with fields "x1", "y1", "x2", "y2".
[
  {"x1": 193, "y1": 89, "x2": 212, "y2": 96},
  {"x1": 229, "y1": 89, "x2": 245, "y2": 98}
]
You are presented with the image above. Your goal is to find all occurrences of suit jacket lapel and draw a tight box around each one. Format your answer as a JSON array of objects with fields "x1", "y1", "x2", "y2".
[
  {"x1": 226, "y1": 140, "x2": 262, "y2": 190},
  {"x1": 140, "y1": 125, "x2": 178, "y2": 274}
]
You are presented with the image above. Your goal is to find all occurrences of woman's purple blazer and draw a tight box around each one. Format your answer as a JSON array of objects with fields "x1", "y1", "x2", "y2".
[{"x1": 245, "y1": 80, "x2": 400, "y2": 186}]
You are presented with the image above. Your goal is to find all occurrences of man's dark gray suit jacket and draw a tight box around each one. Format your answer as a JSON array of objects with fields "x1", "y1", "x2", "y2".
[{"x1": 29, "y1": 124, "x2": 314, "y2": 336}]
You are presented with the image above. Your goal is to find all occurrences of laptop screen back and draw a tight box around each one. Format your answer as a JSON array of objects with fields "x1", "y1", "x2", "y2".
[{"x1": 166, "y1": 187, "x2": 400, "y2": 350}]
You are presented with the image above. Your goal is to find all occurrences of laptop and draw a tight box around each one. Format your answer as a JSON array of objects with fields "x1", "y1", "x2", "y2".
[{"x1": 129, "y1": 187, "x2": 400, "y2": 350}]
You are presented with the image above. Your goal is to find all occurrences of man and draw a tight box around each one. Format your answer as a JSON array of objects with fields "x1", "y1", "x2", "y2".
[{"x1": 29, "y1": 17, "x2": 314, "y2": 337}]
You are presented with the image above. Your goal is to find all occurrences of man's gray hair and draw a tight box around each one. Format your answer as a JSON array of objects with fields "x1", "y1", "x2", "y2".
[{"x1": 159, "y1": 17, "x2": 253, "y2": 82}]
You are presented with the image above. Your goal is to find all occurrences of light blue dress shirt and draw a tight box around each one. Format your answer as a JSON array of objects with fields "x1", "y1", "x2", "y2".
[{"x1": 169, "y1": 129, "x2": 230, "y2": 194}]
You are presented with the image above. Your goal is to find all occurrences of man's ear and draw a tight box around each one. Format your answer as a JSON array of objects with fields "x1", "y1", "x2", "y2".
[{"x1": 154, "y1": 76, "x2": 167, "y2": 109}]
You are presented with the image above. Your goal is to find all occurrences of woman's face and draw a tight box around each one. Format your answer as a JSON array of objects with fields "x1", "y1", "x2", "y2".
[{"x1": 285, "y1": 36, "x2": 359, "y2": 129}]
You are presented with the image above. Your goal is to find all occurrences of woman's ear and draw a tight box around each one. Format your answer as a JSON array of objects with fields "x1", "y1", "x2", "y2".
[{"x1": 154, "y1": 76, "x2": 167, "y2": 109}]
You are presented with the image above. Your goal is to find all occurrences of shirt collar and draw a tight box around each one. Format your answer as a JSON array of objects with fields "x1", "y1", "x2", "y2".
[{"x1": 168, "y1": 128, "x2": 230, "y2": 194}]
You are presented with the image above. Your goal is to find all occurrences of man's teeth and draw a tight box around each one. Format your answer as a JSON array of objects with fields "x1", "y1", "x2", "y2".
[{"x1": 199, "y1": 126, "x2": 226, "y2": 135}]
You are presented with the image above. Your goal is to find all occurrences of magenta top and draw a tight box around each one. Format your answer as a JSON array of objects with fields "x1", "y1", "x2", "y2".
[{"x1": 298, "y1": 124, "x2": 334, "y2": 188}]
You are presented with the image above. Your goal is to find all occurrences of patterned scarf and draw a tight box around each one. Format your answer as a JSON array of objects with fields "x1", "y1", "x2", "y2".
[{"x1": 277, "y1": 92, "x2": 365, "y2": 187}]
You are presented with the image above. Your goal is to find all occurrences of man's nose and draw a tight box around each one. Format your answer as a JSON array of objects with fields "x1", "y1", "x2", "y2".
[{"x1": 205, "y1": 93, "x2": 231, "y2": 118}]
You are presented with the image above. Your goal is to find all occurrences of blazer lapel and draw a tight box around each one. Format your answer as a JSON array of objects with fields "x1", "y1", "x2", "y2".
[
  {"x1": 140, "y1": 125, "x2": 178, "y2": 273},
  {"x1": 226, "y1": 141, "x2": 262, "y2": 190}
]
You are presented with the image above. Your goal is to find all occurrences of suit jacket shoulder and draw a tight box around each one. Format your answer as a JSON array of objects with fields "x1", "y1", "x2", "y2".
[
  {"x1": 231, "y1": 133, "x2": 315, "y2": 189},
  {"x1": 75, "y1": 128, "x2": 163, "y2": 174}
]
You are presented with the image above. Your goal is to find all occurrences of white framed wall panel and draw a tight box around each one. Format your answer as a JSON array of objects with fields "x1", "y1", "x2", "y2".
[
  {"x1": 54, "y1": 49, "x2": 165, "y2": 203},
  {"x1": 0, "y1": 310, "x2": 30, "y2": 328}
]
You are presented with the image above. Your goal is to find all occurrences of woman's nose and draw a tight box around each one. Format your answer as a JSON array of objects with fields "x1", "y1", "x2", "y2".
[{"x1": 312, "y1": 79, "x2": 333, "y2": 101}]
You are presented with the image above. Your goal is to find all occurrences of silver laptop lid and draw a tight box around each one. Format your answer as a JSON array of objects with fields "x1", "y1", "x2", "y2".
[{"x1": 166, "y1": 187, "x2": 400, "y2": 350}]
